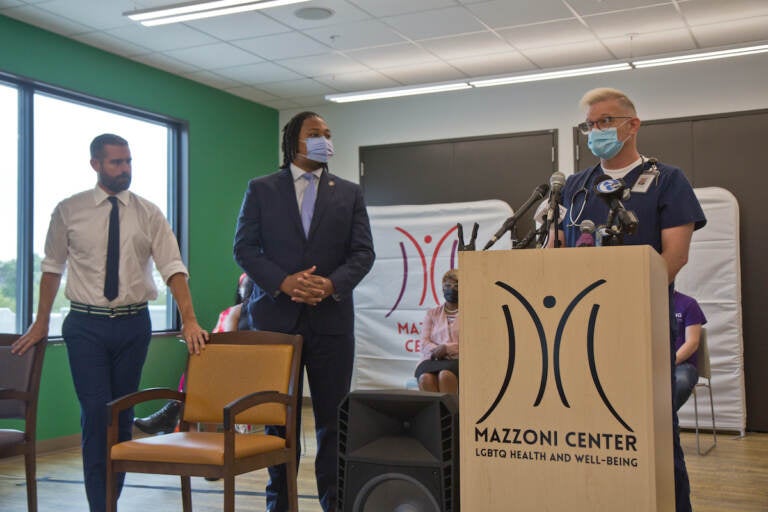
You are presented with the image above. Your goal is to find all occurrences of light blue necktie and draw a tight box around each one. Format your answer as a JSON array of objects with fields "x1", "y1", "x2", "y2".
[{"x1": 300, "y1": 173, "x2": 317, "y2": 236}]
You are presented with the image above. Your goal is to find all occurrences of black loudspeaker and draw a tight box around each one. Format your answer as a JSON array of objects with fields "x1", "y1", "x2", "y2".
[{"x1": 338, "y1": 390, "x2": 459, "y2": 512}]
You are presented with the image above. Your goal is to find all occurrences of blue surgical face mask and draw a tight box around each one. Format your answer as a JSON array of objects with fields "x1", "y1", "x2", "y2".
[
  {"x1": 588, "y1": 128, "x2": 627, "y2": 160},
  {"x1": 443, "y1": 285, "x2": 458, "y2": 304},
  {"x1": 303, "y1": 136, "x2": 334, "y2": 163}
]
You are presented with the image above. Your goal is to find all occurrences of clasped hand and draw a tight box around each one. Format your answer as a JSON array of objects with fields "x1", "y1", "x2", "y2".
[{"x1": 281, "y1": 265, "x2": 334, "y2": 305}]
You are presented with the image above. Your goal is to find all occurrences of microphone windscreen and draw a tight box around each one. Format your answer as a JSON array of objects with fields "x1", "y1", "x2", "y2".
[
  {"x1": 580, "y1": 219, "x2": 596, "y2": 234},
  {"x1": 576, "y1": 232, "x2": 595, "y2": 247},
  {"x1": 550, "y1": 171, "x2": 566, "y2": 191}
]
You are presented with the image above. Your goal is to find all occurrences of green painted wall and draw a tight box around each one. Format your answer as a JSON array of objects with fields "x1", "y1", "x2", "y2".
[{"x1": 0, "y1": 15, "x2": 278, "y2": 441}]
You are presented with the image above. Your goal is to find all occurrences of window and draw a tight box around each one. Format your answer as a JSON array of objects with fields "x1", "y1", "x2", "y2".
[
  {"x1": 1, "y1": 75, "x2": 185, "y2": 335},
  {"x1": 0, "y1": 83, "x2": 18, "y2": 333}
]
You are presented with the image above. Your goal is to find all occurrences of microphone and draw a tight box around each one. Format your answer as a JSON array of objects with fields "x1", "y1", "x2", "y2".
[
  {"x1": 483, "y1": 183, "x2": 550, "y2": 250},
  {"x1": 594, "y1": 174, "x2": 639, "y2": 237},
  {"x1": 548, "y1": 172, "x2": 566, "y2": 209},
  {"x1": 545, "y1": 172, "x2": 566, "y2": 224},
  {"x1": 575, "y1": 219, "x2": 595, "y2": 247}
]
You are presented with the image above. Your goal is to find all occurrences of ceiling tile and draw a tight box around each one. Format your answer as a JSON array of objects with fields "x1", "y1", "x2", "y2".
[
  {"x1": 419, "y1": 32, "x2": 514, "y2": 60},
  {"x1": 1, "y1": 5, "x2": 91, "y2": 36},
  {"x1": 214, "y1": 61, "x2": 304, "y2": 84},
  {"x1": 71, "y1": 31, "x2": 151, "y2": 57},
  {"x1": 521, "y1": 40, "x2": 614, "y2": 68},
  {"x1": 261, "y1": 0, "x2": 371, "y2": 30},
  {"x1": 256, "y1": 78, "x2": 337, "y2": 98},
  {"x1": 678, "y1": 0, "x2": 768, "y2": 26},
  {"x1": 379, "y1": 61, "x2": 466, "y2": 85},
  {"x1": 601, "y1": 28, "x2": 696, "y2": 59},
  {"x1": 186, "y1": 11, "x2": 290, "y2": 40},
  {"x1": 277, "y1": 52, "x2": 369, "y2": 77},
  {"x1": 287, "y1": 95, "x2": 328, "y2": 108},
  {"x1": 346, "y1": 42, "x2": 441, "y2": 68},
  {"x1": 259, "y1": 98, "x2": 302, "y2": 109},
  {"x1": 566, "y1": 0, "x2": 673, "y2": 17},
  {"x1": 690, "y1": 16, "x2": 768, "y2": 47},
  {"x1": 382, "y1": 6, "x2": 487, "y2": 40},
  {"x1": 304, "y1": 19, "x2": 407, "y2": 50},
  {"x1": 130, "y1": 53, "x2": 200, "y2": 74},
  {"x1": 232, "y1": 31, "x2": 331, "y2": 60},
  {"x1": 446, "y1": 51, "x2": 535, "y2": 77},
  {"x1": 182, "y1": 70, "x2": 243, "y2": 90},
  {"x1": 35, "y1": 0, "x2": 134, "y2": 30},
  {"x1": 224, "y1": 86, "x2": 280, "y2": 103},
  {"x1": 465, "y1": 0, "x2": 574, "y2": 29},
  {"x1": 108, "y1": 23, "x2": 219, "y2": 52},
  {"x1": 583, "y1": 4, "x2": 686, "y2": 38},
  {"x1": 498, "y1": 19, "x2": 597, "y2": 49},
  {"x1": 164, "y1": 43, "x2": 264, "y2": 70},
  {"x1": 347, "y1": 0, "x2": 457, "y2": 17},
  {"x1": 314, "y1": 70, "x2": 400, "y2": 92}
]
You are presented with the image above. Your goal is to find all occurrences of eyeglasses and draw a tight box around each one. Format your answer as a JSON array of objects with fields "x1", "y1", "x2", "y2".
[{"x1": 577, "y1": 116, "x2": 633, "y2": 134}]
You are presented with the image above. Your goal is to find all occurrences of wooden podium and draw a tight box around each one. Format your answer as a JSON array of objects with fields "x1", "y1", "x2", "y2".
[{"x1": 459, "y1": 246, "x2": 674, "y2": 511}]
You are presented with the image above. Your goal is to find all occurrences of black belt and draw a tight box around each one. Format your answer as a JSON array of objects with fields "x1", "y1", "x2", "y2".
[{"x1": 70, "y1": 301, "x2": 148, "y2": 318}]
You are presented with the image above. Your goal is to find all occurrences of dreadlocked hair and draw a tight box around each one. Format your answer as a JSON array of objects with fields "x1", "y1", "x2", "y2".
[{"x1": 281, "y1": 111, "x2": 322, "y2": 168}]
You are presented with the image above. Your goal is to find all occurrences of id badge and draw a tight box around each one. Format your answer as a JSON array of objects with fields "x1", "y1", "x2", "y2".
[{"x1": 632, "y1": 172, "x2": 655, "y2": 193}]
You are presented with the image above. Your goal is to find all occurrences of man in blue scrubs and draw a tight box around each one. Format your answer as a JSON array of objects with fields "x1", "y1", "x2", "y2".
[{"x1": 561, "y1": 88, "x2": 706, "y2": 512}]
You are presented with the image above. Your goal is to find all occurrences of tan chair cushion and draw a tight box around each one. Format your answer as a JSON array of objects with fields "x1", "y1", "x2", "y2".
[{"x1": 110, "y1": 432, "x2": 286, "y2": 465}]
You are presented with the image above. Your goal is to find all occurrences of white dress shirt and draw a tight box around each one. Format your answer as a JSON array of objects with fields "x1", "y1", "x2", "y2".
[
  {"x1": 290, "y1": 163, "x2": 322, "y2": 211},
  {"x1": 41, "y1": 185, "x2": 188, "y2": 306}
]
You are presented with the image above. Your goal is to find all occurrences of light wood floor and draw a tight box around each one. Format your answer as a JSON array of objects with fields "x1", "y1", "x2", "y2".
[{"x1": 1, "y1": 415, "x2": 766, "y2": 511}]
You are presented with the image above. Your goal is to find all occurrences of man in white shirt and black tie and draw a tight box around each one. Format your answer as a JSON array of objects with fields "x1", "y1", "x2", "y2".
[{"x1": 12, "y1": 133, "x2": 208, "y2": 512}]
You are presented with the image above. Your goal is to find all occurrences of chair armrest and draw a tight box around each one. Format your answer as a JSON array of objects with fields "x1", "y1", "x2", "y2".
[
  {"x1": 106, "y1": 388, "x2": 185, "y2": 450},
  {"x1": 107, "y1": 387, "x2": 184, "y2": 421},
  {"x1": 222, "y1": 390, "x2": 289, "y2": 430}
]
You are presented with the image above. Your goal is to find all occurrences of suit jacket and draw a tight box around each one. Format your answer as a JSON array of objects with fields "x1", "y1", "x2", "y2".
[{"x1": 234, "y1": 167, "x2": 375, "y2": 335}]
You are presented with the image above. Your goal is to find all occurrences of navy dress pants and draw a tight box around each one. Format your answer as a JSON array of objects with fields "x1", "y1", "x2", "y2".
[
  {"x1": 265, "y1": 313, "x2": 354, "y2": 512},
  {"x1": 63, "y1": 309, "x2": 152, "y2": 512}
]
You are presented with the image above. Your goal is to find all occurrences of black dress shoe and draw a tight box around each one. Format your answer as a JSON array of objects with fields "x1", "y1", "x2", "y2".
[{"x1": 134, "y1": 400, "x2": 182, "y2": 435}]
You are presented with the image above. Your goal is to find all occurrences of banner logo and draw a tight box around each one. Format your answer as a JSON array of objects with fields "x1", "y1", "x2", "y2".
[
  {"x1": 385, "y1": 225, "x2": 459, "y2": 317},
  {"x1": 476, "y1": 279, "x2": 633, "y2": 433}
]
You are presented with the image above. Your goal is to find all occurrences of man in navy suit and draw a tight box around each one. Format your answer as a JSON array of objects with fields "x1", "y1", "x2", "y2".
[{"x1": 234, "y1": 111, "x2": 375, "y2": 512}]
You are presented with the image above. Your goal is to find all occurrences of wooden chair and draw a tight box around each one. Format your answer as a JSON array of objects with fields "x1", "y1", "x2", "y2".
[
  {"x1": 0, "y1": 333, "x2": 47, "y2": 512},
  {"x1": 105, "y1": 330, "x2": 303, "y2": 512}
]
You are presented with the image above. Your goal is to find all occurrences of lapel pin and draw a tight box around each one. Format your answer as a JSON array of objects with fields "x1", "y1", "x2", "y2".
[{"x1": 329, "y1": 180, "x2": 335, "y2": 187}]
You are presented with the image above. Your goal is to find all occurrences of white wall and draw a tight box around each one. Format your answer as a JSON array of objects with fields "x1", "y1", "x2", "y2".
[{"x1": 280, "y1": 52, "x2": 768, "y2": 183}]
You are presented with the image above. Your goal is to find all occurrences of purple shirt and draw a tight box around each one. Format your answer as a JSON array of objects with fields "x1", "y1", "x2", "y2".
[{"x1": 673, "y1": 291, "x2": 707, "y2": 369}]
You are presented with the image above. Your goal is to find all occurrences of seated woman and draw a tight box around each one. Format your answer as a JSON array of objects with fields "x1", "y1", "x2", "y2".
[{"x1": 414, "y1": 269, "x2": 459, "y2": 394}]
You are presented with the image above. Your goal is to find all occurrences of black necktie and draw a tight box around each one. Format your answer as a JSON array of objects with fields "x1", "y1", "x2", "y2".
[{"x1": 104, "y1": 196, "x2": 119, "y2": 301}]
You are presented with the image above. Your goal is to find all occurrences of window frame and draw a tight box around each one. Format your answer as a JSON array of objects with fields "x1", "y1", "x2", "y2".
[{"x1": 1, "y1": 70, "x2": 189, "y2": 335}]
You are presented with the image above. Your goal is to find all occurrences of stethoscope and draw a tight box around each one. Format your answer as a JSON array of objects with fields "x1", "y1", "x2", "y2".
[{"x1": 567, "y1": 156, "x2": 659, "y2": 228}]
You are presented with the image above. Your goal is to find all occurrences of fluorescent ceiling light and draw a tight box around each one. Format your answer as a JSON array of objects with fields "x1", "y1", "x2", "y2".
[
  {"x1": 125, "y1": 0, "x2": 310, "y2": 26},
  {"x1": 328, "y1": 43, "x2": 768, "y2": 103},
  {"x1": 470, "y1": 63, "x2": 632, "y2": 88},
  {"x1": 326, "y1": 82, "x2": 472, "y2": 103},
  {"x1": 633, "y1": 43, "x2": 768, "y2": 68}
]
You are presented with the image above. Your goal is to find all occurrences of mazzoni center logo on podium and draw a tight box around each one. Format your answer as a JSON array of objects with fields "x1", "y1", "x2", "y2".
[
  {"x1": 476, "y1": 278, "x2": 633, "y2": 433},
  {"x1": 472, "y1": 277, "x2": 641, "y2": 469}
]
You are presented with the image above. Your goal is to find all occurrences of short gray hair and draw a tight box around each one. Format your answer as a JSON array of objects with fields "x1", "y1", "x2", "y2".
[{"x1": 579, "y1": 88, "x2": 637, "y2": 116}]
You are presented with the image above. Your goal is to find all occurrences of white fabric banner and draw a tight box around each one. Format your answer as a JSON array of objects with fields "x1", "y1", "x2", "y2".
[
  {"x1": 353, "y1": 200, "x2": 513, "y2": 390},
  {"x1": 675, "y1": 187, "x2": 745, "y2": 433}
]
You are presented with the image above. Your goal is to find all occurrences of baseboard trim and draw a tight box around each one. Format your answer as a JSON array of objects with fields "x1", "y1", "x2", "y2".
[{"x1": 38, "y1": 433, "x2": 80, "y2": 453}]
